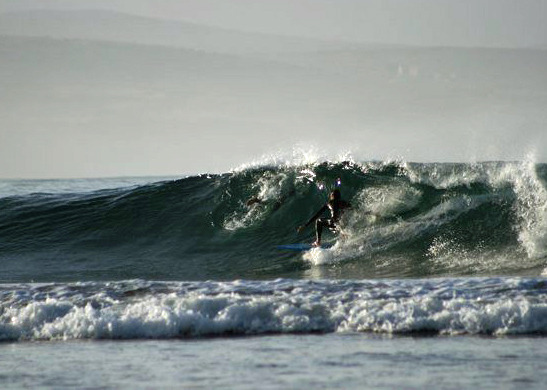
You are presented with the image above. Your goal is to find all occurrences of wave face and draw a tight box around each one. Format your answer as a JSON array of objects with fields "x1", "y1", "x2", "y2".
[
  {"x1": 1, "y1": 161, "x2": 547, "y2": 282},
  {"x1": 1, "y1": 278, "x2": 546, "y2": 341}
]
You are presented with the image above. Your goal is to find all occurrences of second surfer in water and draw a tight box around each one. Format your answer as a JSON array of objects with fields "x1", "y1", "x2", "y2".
[{"x1": 297, "y1": 189, "x2": 350, "y2": 246}]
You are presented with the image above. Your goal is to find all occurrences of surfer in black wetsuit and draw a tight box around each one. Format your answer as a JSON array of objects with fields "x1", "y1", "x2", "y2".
[{"x1": 297, "y1": 189, "x2": 350, "y2": 246}]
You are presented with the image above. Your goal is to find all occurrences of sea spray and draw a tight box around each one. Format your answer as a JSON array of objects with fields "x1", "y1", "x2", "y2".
[{"x1": 503, "y1": 161, "x2": 547, "y2": 260}]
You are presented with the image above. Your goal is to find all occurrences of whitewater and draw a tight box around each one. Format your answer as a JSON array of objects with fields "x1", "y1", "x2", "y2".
[{"x1": 1, "y1": 159, "x2": 547, "y2": 389}]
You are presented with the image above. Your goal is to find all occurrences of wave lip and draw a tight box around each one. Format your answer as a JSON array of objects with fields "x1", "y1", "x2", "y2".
[{"x1": 1, "y1": 278, "x2": 546, "y2": 341}]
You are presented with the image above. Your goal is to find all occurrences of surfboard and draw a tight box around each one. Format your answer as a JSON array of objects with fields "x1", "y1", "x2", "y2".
[{"x1": 277, "y1": 243, "x2": 333, "y2": 251}]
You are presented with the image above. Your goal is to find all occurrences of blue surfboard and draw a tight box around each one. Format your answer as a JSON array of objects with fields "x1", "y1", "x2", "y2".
[{"x1": 277, "y1": 243, "x2": 333, "y2": 251}]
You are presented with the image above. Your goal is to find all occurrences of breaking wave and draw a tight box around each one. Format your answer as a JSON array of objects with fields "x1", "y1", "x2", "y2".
[{"x1": 1, "y1": 160, "x2": 546, "y2": 282}]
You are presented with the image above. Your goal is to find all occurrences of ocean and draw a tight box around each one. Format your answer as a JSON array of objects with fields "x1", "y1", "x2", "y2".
[{"x1": 1, "y1": 160, "x2": 546, "y2": 389}]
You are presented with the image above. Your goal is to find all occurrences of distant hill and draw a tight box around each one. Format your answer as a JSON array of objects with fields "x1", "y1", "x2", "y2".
[
  {"x1": 5, "y1": 8, "x2": 544, "y2": 85},
  {"x1": 2, "y1": 33, "x2": 546, "y2": 120},
  {"x1": 0, "y1": 9, "x2": 350, "y2": 54},
  {"x1": 0, "y1": 34, "x2": 325, "y2": 83}
]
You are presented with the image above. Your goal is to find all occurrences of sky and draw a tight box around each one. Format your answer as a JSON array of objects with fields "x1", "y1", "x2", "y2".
[{"x1": 1, "y1": 0, "x2": 547, "y2": 178}]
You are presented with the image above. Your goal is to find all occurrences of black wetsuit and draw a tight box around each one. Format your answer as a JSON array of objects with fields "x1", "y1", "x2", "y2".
[{"x1": 303, "y1": 198, "x2": 350, "y2": 244}]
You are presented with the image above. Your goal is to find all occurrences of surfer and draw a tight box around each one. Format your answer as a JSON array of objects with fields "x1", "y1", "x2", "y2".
[{"x1": 297, "y1": 189, "x2": 350, "y2": 246}]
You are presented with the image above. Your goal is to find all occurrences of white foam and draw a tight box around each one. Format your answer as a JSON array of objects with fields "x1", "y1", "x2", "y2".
[
  {"x1": 230, "y1": 146, "x2": 360, "y2": 173},
  {"x1": 501, "y1": 160, "x2": 547, "y2": 259},
  {"x1": 223, "y1": 206, "x2": 264, "y2": 231},
  {"x1": 302, "y1": 245, "x2": 340, "y2": 266},
  {"x1": 404, "y1": 159, "x2": 547, "y2": 261},
  {"x1": 224, "y1": 170, "x2": 290, "y2": 230},
  {"x1": 356, "y1": 182, "x2": 422, "y2": 217},
  {"x1": 2, "y1": 279, "x2": 545, "y2": 341},
  {"x1": 404, "y1": 161, "x2": 493, "y2": 189}
]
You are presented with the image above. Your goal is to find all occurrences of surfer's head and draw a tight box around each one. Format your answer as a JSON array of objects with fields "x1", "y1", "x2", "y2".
[{"x1": 329, "y1": 189, "x2": 341, "y2": 201}]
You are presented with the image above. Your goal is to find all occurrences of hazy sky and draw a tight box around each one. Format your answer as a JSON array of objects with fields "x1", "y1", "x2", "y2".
[
  {"x1": 1, "y1": 0, "x2": 546, "y2": 48},
  {"x1": 1, "y1": 0, "x2": 547, "y2": 178}
]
